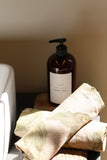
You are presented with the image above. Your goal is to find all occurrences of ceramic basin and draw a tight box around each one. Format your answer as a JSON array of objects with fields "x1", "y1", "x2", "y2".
[{"x1": 0, "y1": 64, "x2": 16, "y2": 160}]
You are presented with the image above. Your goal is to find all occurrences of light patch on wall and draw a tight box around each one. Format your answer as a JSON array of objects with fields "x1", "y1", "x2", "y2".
[{"x1": 0, "y1": 0, "x2": 107, "y2": 39}]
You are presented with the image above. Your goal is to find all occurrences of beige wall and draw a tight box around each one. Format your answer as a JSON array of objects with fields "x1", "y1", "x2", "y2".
[{"x1": 0, "y1": 1, "x2": 107, "y2": 159}]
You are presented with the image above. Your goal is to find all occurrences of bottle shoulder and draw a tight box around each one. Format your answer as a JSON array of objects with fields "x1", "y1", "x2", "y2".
[
  {"x1": 47, "y1": 53, "x2": 76, "y2": 73},
  {"x1": 47, "y1": 53, "x2": 57, "y2": 63},
  {"x1": 47, "y1": 53, "x2": 75, "y2": 63}
]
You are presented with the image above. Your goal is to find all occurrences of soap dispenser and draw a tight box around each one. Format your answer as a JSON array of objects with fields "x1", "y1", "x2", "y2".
[{"x1": 47, "y1": 38, "x2": 76, "y2": 107}]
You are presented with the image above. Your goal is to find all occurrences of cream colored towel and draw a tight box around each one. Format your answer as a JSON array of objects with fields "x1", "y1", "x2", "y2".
[
  {"x1": 15, "y1": 83, "x2": 105, "y2": 160},
  {"x1": 15, "y1": 108, "x2": 107, "y2": 152},
  {"x1": 65, "y1": 120, "x2": 107, "y2": 152}
]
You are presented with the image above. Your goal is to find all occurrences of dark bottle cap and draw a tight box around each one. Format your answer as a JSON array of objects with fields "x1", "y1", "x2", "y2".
[{"x1": 49, "y1": 38, "x2": 67, "y2": 57}]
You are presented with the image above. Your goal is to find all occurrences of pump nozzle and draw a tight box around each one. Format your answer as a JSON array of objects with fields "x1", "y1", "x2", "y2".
[
  {"x1": 49, "y1": 38, "x2": 66, "y2": 45},
  {"x1": 49, "y1": 38, "x2": 67, "y2": 57}
]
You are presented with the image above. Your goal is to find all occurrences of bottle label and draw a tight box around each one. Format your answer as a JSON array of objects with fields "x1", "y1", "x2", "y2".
[{"x1": 50, "y1": 72, "x2": 72, "y2": 104}]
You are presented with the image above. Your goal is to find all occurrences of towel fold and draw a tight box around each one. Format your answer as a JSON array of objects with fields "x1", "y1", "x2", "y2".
[{"x1": 23, "y1": 148, "x2": 87, "y2": 160}]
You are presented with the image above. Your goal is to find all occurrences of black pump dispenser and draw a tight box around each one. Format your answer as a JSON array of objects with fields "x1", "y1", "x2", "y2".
[{"x1": 49, "y1": 38, "x2": 67, "y2": 57}]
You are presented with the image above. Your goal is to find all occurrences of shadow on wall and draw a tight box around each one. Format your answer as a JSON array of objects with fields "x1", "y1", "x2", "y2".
[
  {"x1": 0, "y1": 2, "x2": 106, "y2": 96},
  {"x1": 0, "y1": 32, "x2": 106, "y2": 96},
  {"x1": 0, "y1": 38, "x2": 51, "y2": 93}
]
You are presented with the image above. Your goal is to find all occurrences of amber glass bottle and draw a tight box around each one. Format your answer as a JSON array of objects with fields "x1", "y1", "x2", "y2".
[{"x1": 47, "y1": 38, "x2": 76, "y2": 107}]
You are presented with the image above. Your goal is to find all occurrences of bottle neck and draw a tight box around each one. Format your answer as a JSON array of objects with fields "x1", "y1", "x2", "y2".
[{"x1": 56, "y1": 51, "x2": 67, "y2": 57}]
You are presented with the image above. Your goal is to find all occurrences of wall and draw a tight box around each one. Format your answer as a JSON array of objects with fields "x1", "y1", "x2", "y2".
[{"x1": 0, "y1": 1, "x2": 107, "y2": 159}]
